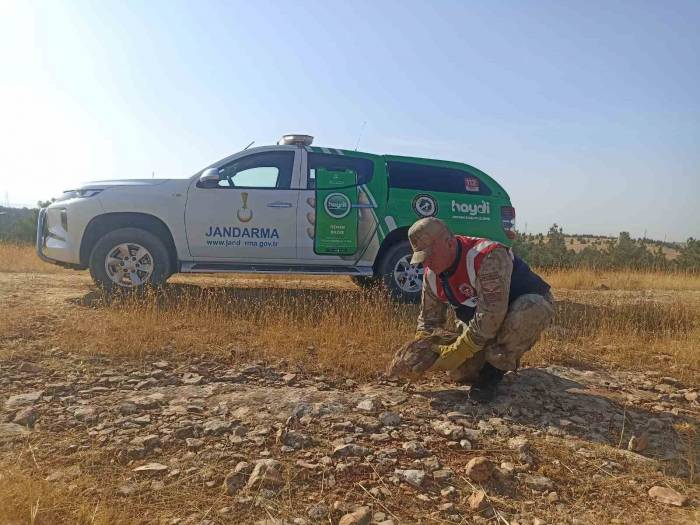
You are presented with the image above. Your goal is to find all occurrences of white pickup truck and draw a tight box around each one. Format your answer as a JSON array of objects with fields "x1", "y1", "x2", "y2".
[{"x1": 37, "y1": 134, "x2": 515, "y2": 301}]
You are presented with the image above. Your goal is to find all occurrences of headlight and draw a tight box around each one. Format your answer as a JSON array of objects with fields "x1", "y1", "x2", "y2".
[{"x1": 54, "y1": 189, "x2": 103, "y2": 202}]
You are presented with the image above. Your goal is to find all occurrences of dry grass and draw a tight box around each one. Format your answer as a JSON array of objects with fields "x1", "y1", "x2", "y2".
[
  {"x1": 539, "y1": 267, "x2": 700, "y2": 290},
  {"x1": 1, "y1": 242, "x2": 698, "y2": 383},
  {"x1": 51, "y1": 285, "x2": 416, "y2": 380},
  {"x1": 0, "y1": 243, "x2": 68, "y2": 273},
  {"x1": 18, "y1": 280, "x2": 692, "y2": 385},
  {"x1": 529, "y1": 294, "x2": 700, "y2": 383},
  {"x1": 0, "y1": 467, "x2": 122, "y2": 525}
]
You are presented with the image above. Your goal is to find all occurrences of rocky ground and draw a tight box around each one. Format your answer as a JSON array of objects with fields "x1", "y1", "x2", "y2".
[{"x1": 1, "y1": 349, "x2": 698, "y2": 524}]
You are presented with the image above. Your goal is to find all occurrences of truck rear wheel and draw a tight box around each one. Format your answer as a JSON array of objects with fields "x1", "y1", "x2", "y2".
[
  {"x1": 89, "y1": 228, "x2": 171, "y2": 292},
  {"x1": 377, "y1": 240, "x2": 423, "y2": 303}
]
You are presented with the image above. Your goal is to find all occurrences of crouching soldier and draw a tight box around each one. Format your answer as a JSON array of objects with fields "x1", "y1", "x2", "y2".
[{"x1": 388, "y1": 218, "x2": 555, "y2": 399}]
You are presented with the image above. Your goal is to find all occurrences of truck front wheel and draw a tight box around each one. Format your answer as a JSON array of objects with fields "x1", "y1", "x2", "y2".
[
  {"x1": 377, "y1": 240, "x2": 423, "y2": 303},
  {"x1": 89, "y1": 228, "x2": 171, "y2": 292}
]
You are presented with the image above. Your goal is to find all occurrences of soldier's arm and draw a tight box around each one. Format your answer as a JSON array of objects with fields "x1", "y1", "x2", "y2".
[
  {"x1": 467, "y1": 247, "x2": 513, "y2": 347},
  {"x1": 416, "y1": 278, "x2": 447, "y2": 333}
]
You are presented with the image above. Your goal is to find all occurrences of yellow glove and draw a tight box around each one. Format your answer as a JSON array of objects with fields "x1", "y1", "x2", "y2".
[
  {"x1": 414, "y1": 330, "x2": 431, "y2": 341},
  {"x1": 427, "y1": 331, "x2": 482, "y2": 372}
]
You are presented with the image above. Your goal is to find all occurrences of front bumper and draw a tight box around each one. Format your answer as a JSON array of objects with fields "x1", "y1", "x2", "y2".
[
  {"x1": 36, "y1": 208, "x2": 84, "y2": 269},
  {"x1": 35, "y1": 208, "x2": 53, "y2": 263}
]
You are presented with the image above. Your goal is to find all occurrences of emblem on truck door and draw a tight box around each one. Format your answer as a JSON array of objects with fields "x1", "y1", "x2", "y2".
[
  {"x1": 237, "y1": 192, "x2": 253, "y2": 223},
  {"x1": 412, "y1": 194, "x2": 438, "y2": 218}
]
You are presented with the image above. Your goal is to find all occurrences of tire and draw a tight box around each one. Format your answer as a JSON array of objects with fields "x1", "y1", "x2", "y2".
[
  {"x1": 89, "y1": 227, "x2": 172, "y2": 292},
  {"x1": 377, "y1": 240, "x2": 424, "y2": 303},
  {"x1": 351, "y1": 275, "x2": 380, "y2": 289}
]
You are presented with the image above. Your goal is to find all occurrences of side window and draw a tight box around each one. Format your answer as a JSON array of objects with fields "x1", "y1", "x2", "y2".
[
  {"x1": 217, "y1": 151, "x2": 295, "y2": 189},
  {"x1": 387, "y1": 161, "x2": 492, "y2": 195},
  {"x1": 307, "y1": 153, "x2": 373, "y2": 189}
]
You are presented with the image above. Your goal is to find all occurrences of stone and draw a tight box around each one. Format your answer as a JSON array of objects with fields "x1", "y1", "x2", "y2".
[
  {"x1": 282, "y1": 430, "x2": 313, "y2": 450},
  {"x1": 468, "y1": 490, "x2": 488, "y2": 512},
  {"x1": 627, "y1": 432, "x2": 649, "y2": 453},
  {"x1": 129, "y1": 434, "x2": 159, "y2": 449},
  {"x1": 174, "y1": 426, "x2": 195, "y2": 440},
  {"x1": 660, "y1": 376, "x2": 682, "y2": 387},
  {"x1": 132, "y1": 463, "x2": 168, "y2": 475},
  {"x1": 547, "y1": 491, "x2": 559, "y2": 503},
  {"x1": 422, "y1": 456, "x2": 441, "y2": 472},
  {"x1": 182, "y1": 373, "x2": 203, "y2": 385},
  {"x1": 507, "y1": 436, "x2": 531, "y2": 453},
  {"x1": 333, "y1": 444, "x2": 370, "y2": 457},
  {"x1": 520, "y1": 474, "x2": 554, "y2": 492},
  {"x1": 203, "y1": 419, "x2": 233, "y2": 436},
  {"x1": 395, "y1": 468, "x2": 426, "y2": 488},
  {"x1": 282, "y1": 373, "x2": 297, "y2": 385},
  {"x1": 402, "y1": 440, "x2": 428, "y2": 458},
  {"x1": 459, "y1": 439, "x2": 472, "y2": 450},
  {"x1": 18, "y1": 362, "x2": 42, "y2": 373},
  {"x1": 356, "y1": 398, "x2": 381, "y2": 413},
  {"x1": 648, "y1": 486, "x2": 687, "y2": 507},
  {"x1": 432, "y1": 468, "x2": 453, "y2": 481},
  {"x1": 186, "y1": 438, "x2": 205, "y2": 451},
  {"x1": 379, "y1": 411, "x2": 401, "y2": 427},
  {"x1": 338, "y1": 506, "x2": 371, "y2": 525},
  {"x1": 133, "y1": 415, "x2": 151, "y2": 425},
  {"x1": 12, "y1": 406, "x2": 38, "y2": 427},
  {"x1": 223, "y1": 462, "x2": 252, "y2": 495},
  {"x1": 684, "y1": 391, "x2": 698, "y2": 402},
  {"x1": 465, "y1": 457, "x2": 494, "y2": 483},
  {"x1": 246, "y1": 459, "x2": 283, "y2": 489},
  {"x1": 119, "y1": 402, "x2": 138, "y2": 415},
  {"x1": 437, "y1": 502, "x2": 454, "y2": 511},
  {"x1": 431, "y1": 420, "x2": 465, "y2": 440},
  {"x1": 0, "y1": 423, "x2": 30, "y2": 439},
  {"x1": 462, "y1": 428, "x2": 482, "y2": 441},
  {"x1": 307, "y1": 502, "x2": 329, "y2": 520},
  {"x1": 370, "y1": 433, "x2": 390, "y2": 442},
  {"x1": 116, "y1": 484, "x2": 137, "y2": 497},
  {"x1": 74, "y1": 406, "x2": 99, "y2": 424},
  {"x1": 353, "y1": 415, "x2": 382, "y2": 432},
  {"x1": 441, "y1": 486, "x2": 456, "y2": 497},
  {"x1": 4, "y1": 391, "x2": 43, "y2": 409}
]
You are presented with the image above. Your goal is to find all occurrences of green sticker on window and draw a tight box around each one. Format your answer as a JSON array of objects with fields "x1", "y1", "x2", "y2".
[{"x1": 315, "y1": 169, "x2": 358, "y2": 255}]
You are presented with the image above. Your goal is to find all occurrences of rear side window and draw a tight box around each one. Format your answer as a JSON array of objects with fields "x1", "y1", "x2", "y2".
[
  {"x1": 308, "y1": 153, "x2": 373, "y2": 189},
  {"x1": 387, "y1": 161, "x2": 492, "y2": 195}
]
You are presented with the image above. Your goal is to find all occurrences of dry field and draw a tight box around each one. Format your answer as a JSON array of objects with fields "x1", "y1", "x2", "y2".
[{"x1": 1, "y1": 243, "x2": 698, "y2": 524}]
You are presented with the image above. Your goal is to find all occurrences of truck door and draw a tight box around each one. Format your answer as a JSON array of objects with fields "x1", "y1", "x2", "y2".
[
  {"x1": 297, "y1": 150, "x2": 380, "y2": 264},
  {"x1": 185, "y1": 150, "x2": 300, "y2": 260}
]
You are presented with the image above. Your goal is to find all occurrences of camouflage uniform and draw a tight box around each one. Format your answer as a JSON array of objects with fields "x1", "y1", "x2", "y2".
[{"x1": 417, "y1": 246, "x2": 554, "y2": 382}]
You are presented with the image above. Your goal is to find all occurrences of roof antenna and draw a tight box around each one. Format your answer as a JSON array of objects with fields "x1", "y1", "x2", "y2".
[
  {"x1": 243, "y1": 140, "x2": 255, "y2": 150},
  {"x1": 354, "y1": 121, "x2": 367, "y2": 151}
]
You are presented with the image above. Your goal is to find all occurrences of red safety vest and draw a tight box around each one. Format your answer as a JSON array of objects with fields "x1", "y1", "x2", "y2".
[{"x1": 423, "y1": 236, "x2": 506, "y2": 307}]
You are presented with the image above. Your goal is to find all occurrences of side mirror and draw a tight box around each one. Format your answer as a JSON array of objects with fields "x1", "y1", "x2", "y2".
[{"x1": 197, "y1": 168, "x2": 220, "y2": 188}]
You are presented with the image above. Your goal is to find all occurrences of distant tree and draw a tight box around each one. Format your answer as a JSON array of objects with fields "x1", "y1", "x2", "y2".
[{"x1": 676, "y1": 238, "x2": 700, "y2": 272}]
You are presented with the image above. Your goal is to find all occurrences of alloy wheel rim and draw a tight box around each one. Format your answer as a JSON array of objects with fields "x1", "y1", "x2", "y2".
[{"x1": 104, "y1": 242, "x2": 154, "y2": 287}]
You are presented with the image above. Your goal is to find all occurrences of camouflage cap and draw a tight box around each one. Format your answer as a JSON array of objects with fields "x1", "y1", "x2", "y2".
[{"x1": 408, "y1": 217, "x2": 451, "y2": 264}]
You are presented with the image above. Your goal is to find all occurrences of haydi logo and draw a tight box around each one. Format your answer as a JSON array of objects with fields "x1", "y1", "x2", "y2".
[
  {"x1": 451, "y1": 200, "x2": 490, "y2": 216},
  {"x1": 324, "y1": 192, "x2": 352, "y2": 219}
]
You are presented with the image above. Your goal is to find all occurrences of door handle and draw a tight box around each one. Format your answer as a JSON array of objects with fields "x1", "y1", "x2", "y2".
[{"x1": 267, "y1": 202, "x2": 293, "y2": 208}]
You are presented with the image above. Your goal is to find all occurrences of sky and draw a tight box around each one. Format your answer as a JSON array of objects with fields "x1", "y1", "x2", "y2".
[{"x1": 0, "y1": 0, "x2": 698, "y2": 241}]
